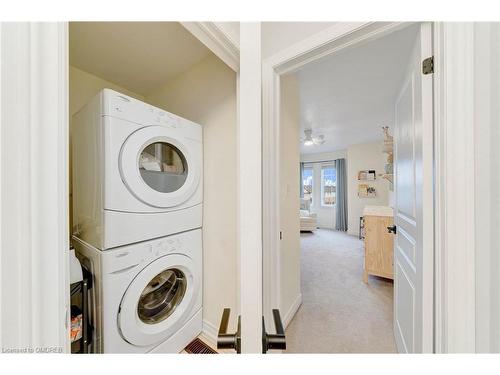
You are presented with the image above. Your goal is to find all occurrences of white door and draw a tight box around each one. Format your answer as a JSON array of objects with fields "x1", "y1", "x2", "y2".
[{"x1": 393, "y1": 22, "x2": 434, "y2": 353}]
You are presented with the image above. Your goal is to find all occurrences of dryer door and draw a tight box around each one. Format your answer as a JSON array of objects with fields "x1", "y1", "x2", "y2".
[
  {"x1": 118, "y1": 254, "x2": 199, "y2": 347},
  {"x1": 119, "y1": 126, "x2": 200, "y2": 208}
]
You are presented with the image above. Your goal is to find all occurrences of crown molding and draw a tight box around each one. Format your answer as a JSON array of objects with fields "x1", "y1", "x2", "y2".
[{"x1": 181, "y1": 22, "x2": 240, "y2": 72}]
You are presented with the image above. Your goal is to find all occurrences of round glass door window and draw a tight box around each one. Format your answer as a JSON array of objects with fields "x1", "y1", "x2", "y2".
[
  {"x1": 139, "y1": 142, "x2": 188, "y2": 193},
  {"x1": 137, "y1": 268, "x2": 187, "y2": 324}
]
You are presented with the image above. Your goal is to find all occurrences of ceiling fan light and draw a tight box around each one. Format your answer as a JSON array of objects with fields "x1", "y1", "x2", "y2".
[{"x1": 304, "y1": 139, "x2": 314, "y2": 146}]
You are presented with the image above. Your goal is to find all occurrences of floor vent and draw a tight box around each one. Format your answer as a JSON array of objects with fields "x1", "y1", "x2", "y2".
[{"x1": 184, "y1": 338, "x2": 218, "y2": 354}]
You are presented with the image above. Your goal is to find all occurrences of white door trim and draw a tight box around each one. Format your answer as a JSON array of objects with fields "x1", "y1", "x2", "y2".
[
  {"x1": 262, "y1": 22, "x2": 445, "y2": 352},
  {"x1": 181, "y1": 22, "x2": 240, "y2": 72},
  {"x1": 239, "y1": 22, "x2": 262, "y2": 353},
  {"x1": 433, "y1": 22, "x2": 476, "y2": 353},
  {"x1": 0, "y1": 22, "x2": 70, "y2": 352}
]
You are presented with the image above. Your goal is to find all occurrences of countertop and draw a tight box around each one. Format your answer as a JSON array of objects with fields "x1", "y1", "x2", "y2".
[{"x1": 363, "y1": 205, "x2": 394, "y2": 217}]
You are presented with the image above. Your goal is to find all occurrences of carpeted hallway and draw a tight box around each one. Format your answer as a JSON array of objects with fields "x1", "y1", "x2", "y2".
[{"x1": 285, "y1": 229, "x2": 396, "y2": 353}]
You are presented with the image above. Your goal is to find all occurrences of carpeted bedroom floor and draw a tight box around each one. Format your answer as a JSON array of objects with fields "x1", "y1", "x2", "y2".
[{"x1": 285, "y1": 229, "x2": 397, "y2": 353}]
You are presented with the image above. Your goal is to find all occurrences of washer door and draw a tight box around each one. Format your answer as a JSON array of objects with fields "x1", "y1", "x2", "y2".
[
  {"x1": 118, "y1": 254, "x2": 199, "y2": 347},
  {"x1": 119, "y1": 126, "x2": 200, "y2": 208}
]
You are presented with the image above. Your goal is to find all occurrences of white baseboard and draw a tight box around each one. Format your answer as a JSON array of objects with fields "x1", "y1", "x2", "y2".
[
  {"x1": 201, "y1": 319, "x2": 218, "y2": 347},
  {"x1": 283, "y1": 293, "x2": 302, "y2": 328}
]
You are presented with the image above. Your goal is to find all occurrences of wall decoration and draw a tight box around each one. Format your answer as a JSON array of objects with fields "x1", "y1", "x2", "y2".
[
  {"x1": 357, "y1": 170, "x2": 376, "y2": 181},
  {"x1": 380, "y1": 126, "x2": 394, "y2": 190},
  {"x1": 358, "y1": 184, "x2": 377, "y2": 198},
  {"x1": 382, "y1": 126, "x2": 393, "y2": 153}
]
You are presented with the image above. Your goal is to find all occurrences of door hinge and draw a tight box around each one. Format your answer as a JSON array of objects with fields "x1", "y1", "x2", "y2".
[
  {"x1": 422, "y1": 56, "x2": 434, "y2": 75},
  {"x1": 279, "y1": 231, "x2": 282, "y2": 240}
]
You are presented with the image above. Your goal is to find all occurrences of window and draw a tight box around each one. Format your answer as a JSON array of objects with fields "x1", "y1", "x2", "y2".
[
  {"x1": 139, "y1": 142, "x2": 187, "y2": 193},
  {"x1": 302, "y1": 167, "x2": 313, "y2": 204},
  {"x1": 321, "y1": 165, "x2": 336, "y2": 206}
]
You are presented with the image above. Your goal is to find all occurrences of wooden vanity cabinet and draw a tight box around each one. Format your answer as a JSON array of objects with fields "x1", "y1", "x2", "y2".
[{"x1": 363, "y1": 214, "x2": 394, "y2": 283}]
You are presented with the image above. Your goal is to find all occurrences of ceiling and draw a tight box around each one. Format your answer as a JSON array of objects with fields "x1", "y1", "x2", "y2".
[
  {"x1": 69, "y1": 22, "x2": 211, "y2": 95},
  {"x1": 296, "y1": 24, "x2": 419, "y2": 154}
]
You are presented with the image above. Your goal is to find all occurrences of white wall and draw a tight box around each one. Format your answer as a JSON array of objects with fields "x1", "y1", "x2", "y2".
[
  {"x1": 261, "y1": 22, "x2": 337, "y2": 59},
  {"x1": 474, "y1": 22, "x2": 500, "y2": 353},
  {"x1": 279, "y1": 74, "x2": 301, "y2": 321},
  {"x1": 145, "y1": 54, "x2": 238, "y2": 339},
  {"x1": 70, "y1": 66, "x2": 145, "y2": 116},
  {"x1": 300, "y1": 150, "x2": 347, "y2": 229},
  {"x1": 489, "y1": 22, "x2": 500, "y2": 352},
  {"x1": 301, "y1": 150, "x2": 347, "y2": 163},
  {"x1": 347, "y1": 141, "x2": 390, "y2": 236}
]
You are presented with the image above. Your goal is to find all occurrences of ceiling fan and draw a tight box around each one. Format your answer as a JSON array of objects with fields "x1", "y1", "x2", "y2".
[{"x1": 301, "y1": 128, "x2": 325, "y2": 146}]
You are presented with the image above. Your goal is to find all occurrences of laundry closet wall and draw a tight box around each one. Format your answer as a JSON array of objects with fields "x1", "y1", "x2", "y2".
[
  {"x1": 69, "y1": 66, "x2": 145, "y2": 237},
  {"x1": 145, "y1": 54, "x2": 238, "y2": 340}
]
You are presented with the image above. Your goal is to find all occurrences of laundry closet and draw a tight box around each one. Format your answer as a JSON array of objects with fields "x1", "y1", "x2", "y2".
[{"x1": 69, "y1": 22, "x2": 238, "y2": 353}]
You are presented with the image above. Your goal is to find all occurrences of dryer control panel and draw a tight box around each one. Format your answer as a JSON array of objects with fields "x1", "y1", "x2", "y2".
[{"x1": 100, "y1": 88, "x2": 201, "y2": 137}]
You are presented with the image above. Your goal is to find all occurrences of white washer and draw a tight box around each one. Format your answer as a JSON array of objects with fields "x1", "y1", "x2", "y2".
[
  {"x1": 72, "y1": 89, "x2": 203, "y2": 250},
  {"x1": 73, "y1": 229, "x2": 202, "y2": 353}
]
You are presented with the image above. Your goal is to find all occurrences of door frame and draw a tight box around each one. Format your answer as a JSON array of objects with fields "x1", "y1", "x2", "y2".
[
  {"x1": 0, "y1": 22, "x2": 70, "y2": 352},
  {"x1": 262, "y1": 22, "x2": 477, "y2": 352}
]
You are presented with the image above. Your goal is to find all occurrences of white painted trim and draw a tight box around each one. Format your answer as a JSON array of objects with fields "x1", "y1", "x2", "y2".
[
  {"x1": 433, "y1": 22, "x2": 476, "y2": 353},
  {"x1": 0, "y1": 22, "x2": 69, "y2": 352},
  {"x1": 181, "y1": 22, "x2": 240, "y2": 72},
  {"x1": 201, "y1": 319, "x2": 218, "y2": 347},
  {"x1": 0, "y1": 22, "x2": 3, "y2": 351},
  {"x1": 420, "y1": 21, "x2": 435, "y2": 354},
  {"x1": 239, "y1": 23, "x2": 262, "y2": 353},
  {"x1": 262, "y1": 60, "x2": 280, "y2": 327},
  {"x1": 266, "y1": 22, "x2": 410, "y2": 75},
  {"x1": 283, "y1": 293, "x2": 302, "y2": 329}
]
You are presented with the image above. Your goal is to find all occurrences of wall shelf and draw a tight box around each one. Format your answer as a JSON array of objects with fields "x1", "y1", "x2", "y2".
[{"x1": 379, "y1": 173, "x2": 393, "y2": 183}]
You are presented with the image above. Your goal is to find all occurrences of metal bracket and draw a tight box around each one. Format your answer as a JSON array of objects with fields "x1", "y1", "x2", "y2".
[
  {"x1": 262, "y1": 309, "x2": 286, "y2": 353},
  {"x1": 422, "y1": 56, "x2": 434, "y2": 75},
  {"x1": 217, "y1": 308, "x2": 241, "y2": 353}
]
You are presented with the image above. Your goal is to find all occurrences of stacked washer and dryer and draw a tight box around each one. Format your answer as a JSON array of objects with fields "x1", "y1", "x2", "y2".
[{"x1": 72, "y1": 89, "x2": 203, "y2": 353}]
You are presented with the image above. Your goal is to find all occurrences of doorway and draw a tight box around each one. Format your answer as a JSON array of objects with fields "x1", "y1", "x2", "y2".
[{"x1": 263, "y1": 22, "x2": 434, "y2": 353}]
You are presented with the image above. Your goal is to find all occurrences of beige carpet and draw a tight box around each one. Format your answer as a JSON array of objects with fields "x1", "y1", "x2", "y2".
[{"x1": 285, "y1": 229, "x2": 397, "y2": 353}]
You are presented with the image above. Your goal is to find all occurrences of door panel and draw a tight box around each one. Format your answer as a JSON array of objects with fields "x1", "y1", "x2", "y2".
[
  {"x1": 393, "y1": 22, "x2": 433, "y2": 353},
  {"x1": 395, "y1": 82, "x2": 416, "y2": 220},
  {"x1": 396, "y1": 226, "x2": 416, "y2": 266},
  {"x1": 395, "y1": 261, "x2": 415, "y2": 353}
]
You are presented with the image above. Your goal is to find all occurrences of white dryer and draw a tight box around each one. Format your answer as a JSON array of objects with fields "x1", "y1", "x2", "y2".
[
  {"x1": 73, "y1": 229, "x2": 202, "y2": 353},
  {"x1": 72, "y1": 89, "x2": 203, "y2": 250}
]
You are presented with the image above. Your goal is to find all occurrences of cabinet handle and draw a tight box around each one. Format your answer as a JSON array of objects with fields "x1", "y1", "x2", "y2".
[{"x1": 387, "y1": 225, "x2": 397, "y2": 234}]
